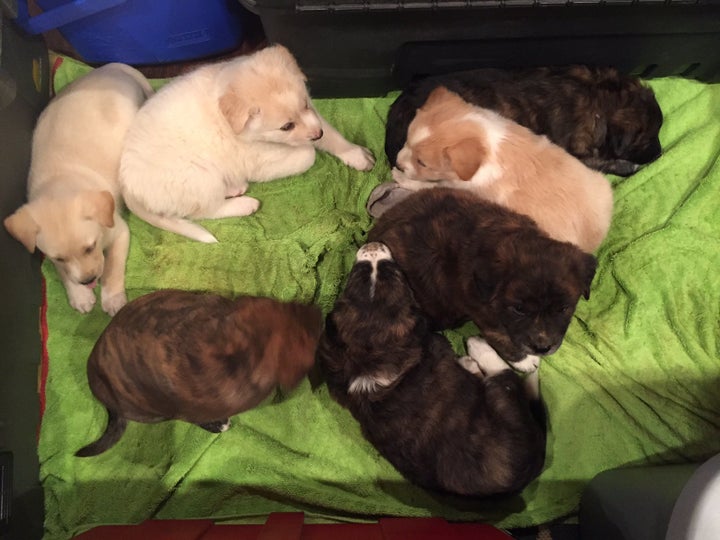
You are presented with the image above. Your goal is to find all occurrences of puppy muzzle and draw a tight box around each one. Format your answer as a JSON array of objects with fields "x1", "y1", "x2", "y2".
[
  {"x1": 529, "y1": 342, "x2": 560, "y2": 356},
  {"x1": 80, "y1": 275, "x2": 99, "y2": 288}
]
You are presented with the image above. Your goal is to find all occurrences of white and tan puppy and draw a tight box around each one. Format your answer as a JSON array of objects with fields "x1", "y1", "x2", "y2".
[
  {"x1": 119, "y1": 45, "x2": 375, "y2": 243},
  {"x1": 392, "y1": 87, "x2": 614, "y2": 253},
  {"x1": 4, "y1": 63, "x2": 152, "y2": 315}
]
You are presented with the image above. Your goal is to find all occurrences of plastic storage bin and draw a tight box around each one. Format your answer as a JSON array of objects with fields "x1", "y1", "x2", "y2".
[
  {"x1": 240, "y1": 0, "x2": 720, "y2": 97},
  {"x1": 19, "y1": 0, "x2": 249, "y2": 65},
  {"x1": 0, "y1": 5, "x2": 49, "y2": 540}
]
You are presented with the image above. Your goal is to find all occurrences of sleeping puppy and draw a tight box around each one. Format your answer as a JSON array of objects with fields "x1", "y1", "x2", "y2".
[
  {"x1": 4, "y1": 63, "x2": 152, "y2": 315},
  {"x1": 386, "y1": 65, "x2": 663, "y2": 176},
  {"x1": 319, "y1": 242, "x2": 546, "y2": 496},
  {"x1": 391, "y1": 87, "x2": 613, "y2": 253},
  {"x1": 120, "y1": 44, "x2": 375, "y2": 243},
  {"x1": 76, "y1": 290, "x2": 323, "y2": 457},
  {"x1": 368, "y1": 188, "x2": 597, "y2": 371}
]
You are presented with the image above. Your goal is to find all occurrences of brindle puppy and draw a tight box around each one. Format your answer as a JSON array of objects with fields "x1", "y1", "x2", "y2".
[
  {"x1": 76, "y1": 290, "x2": 323, "y2": 457},
  {"x1": 368, "y1": 188, "x2": 597, "y2": 371},
  {"x1": 385, "y1": 65, "x2": 663, "y2": 176},
  {"x1": 319, "y1": 242, "x2": 546, "y2": 496}
]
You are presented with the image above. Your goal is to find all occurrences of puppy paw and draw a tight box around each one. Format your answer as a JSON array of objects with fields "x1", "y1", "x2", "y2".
[
  {"x1": 211, "y1": 196, "x2": 260, "y2": 219},
  {"x1": 510, "y1": 354, "x2": 541, "y2": 374},
  {"x1": 366, "y1": 181, "x2": 413, "y2": 219},
  {"x1": 101, "y1": 290, "x2": 128, "y2": 316},
  {"x1": 391, "y1": 168, "x2": 425, "y2": 190},
  {"x1": 391, "y1": 167, "x2": 411, "y2": 184},
  {"x1": 339, "y1": 145, "x2": 375, "y2": 171},
  {"x1": 236, "y1": 196, "x2": 260, "y2": 216},
  {"x1": 603, "y1": 159, "x2": 641, "y2": 177},
  {"x1": 68, "y1": 286, "x2": 97, "y2": 314},
  {"x1": 466, "y1": 337, "x2": 511, "y2": 376},
  {"x1": 197, "y1": 419, "x2": 231, "y2": 433},
  {"x1": 457, "y1": 355, "x2": 483, "y2": 376}
]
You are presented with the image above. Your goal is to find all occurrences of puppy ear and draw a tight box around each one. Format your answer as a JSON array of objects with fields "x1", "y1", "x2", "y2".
[
  {"x1": 424, "y1": 86, "x2": 454, "y2": 109},
  {"x1": 269, "y1": 44, "x2": 294, "y2": 59},
  {"x1": 592, "y1": 113, "x2": 608, "y2": 147},
  {"x1": 578, "y1": 252, "x2": 598, "y2": 300},
  {"x1": 4, "y1": 206, "x2": 39, "y2": 253},
  {"x1": 268, "y1": 44, "x2": 306, "y2": 79},
  {"x1": 443, "y1": 138, "x2": 484, "y2": 181},
  {"x1": 219, "y1": 89, "x2": 261, "y2": 133},
  {"x1": 472, "y1": 242, "x2": 507, "y2": 302},
  {"x1": 610, "y1": 125, "x2": 635, "y2": 159},
  {"x1": 607, "y1": 106, "x2": 641, "y2": 158},
  {"x1": 83, "y1": 191, "x2": 115, "y2": 228}
]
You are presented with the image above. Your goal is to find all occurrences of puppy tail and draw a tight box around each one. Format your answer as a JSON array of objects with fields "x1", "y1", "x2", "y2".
[
  {"x1": 75, "y1": 409, "x2": 127, "y2": 457},
  {"x1": 123, "y1": 192, "x2": 218, "y2": 243}
]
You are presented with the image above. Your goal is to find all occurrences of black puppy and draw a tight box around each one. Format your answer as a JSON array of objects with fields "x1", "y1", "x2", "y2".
[
  {"x1": 319, "y1": 242, "x2": 546, "y2": 496},
  {"x1": 368, "y1": 188, "x2": 597, "y2": 371},
  {"x1": 385, "y1": 65, "x2": 663, "y2": 176}
]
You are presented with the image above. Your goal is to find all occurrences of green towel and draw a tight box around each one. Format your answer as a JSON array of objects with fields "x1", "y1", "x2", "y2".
[{"x1": 39, "y1": 56, "x2": 720, "y2": 539}]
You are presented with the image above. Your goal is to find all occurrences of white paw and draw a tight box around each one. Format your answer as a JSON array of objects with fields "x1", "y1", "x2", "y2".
[
  {"x1": 510, "y1": 354, "x2": 541, "y2": 374},
  {"x1": 68, "y1": 286, "x2": 96, "y2": 313},
  {"x1": 356, "y1": 242, "x2": 393, "y2": 263},
  {"x1": 212, "y1": 196, "x2": 260, "y2": 219},
  {"x1": 466, "y1": 337, "x2": 511, "y2": 376},
  {"x1": 232, "y1": 196, "x2": 260, "y2": 216},
  {"x1": 219, "y1": 420, "x2": 231, "y2": 432},
  {"x1": 101, "y1": 290, "x2": 128, "y2": 316},
  {"x1": 339, "y1": 145, "x2": 375, "y2": 171},
  {"x1": 457, "y1": 355, "x2": 483, "y2": 376},
  {"x1": 391, "y1": 168, "x2": 425, "y2": 191},
  {"x1": 391, "y1": 167, "x2": 411, "y2": 184},
  {"x1": 348, "y1": 373, "x2": 397, "y2": 394}
]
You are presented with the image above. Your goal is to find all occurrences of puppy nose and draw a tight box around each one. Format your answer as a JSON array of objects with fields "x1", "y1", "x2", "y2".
[
  {"x1": 80, "y1": 276, "x2": 97, "y2": 285},
  {"x1": 311, "y1": 129, "x2": 323, "y2": 141},
  {"x1": 530, "y1": 335, "x2": 554, "y2": 355}
]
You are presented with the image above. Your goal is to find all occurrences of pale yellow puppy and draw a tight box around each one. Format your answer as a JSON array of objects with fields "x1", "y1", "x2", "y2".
[
  {"x1": 4, "y1": 63, "x2": 152, "y2": 315},
  {"x1": 393, "y1": 87, "x2": 614, "y2": 253},
  {"x1": 119, "y1": 45, "x2": 375, "y2": 243}
]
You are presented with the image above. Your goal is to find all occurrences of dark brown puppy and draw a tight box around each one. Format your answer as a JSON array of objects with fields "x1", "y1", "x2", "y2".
[
  {"x1": 367, "y1": 188, "x2": 597, "y2": 368},
  {"x1": 76, "y1": 290, "x2": 323, "y2": 457},
  {"x1": 385, "y1": 65, "x2": 663, "y2": 176},
  {"x1": 319, "y1": 242, "x2": 546, "y2": 496}
]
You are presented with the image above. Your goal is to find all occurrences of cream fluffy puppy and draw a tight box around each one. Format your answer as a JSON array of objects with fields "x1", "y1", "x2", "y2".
[
  {"x1": 4, "y1": 63, "x2": 152, "y2": 315},
  {"x1": 120, "y1": 45, "x2": 375, "y2": 243},
  {"x1": 392, "y1": 87, "x2": 613, "y2": 253}
]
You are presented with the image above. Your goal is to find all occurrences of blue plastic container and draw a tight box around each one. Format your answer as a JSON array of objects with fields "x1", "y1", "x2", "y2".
[{"x1": 19, "y1": 0, "x2": 248, "y2": 65}]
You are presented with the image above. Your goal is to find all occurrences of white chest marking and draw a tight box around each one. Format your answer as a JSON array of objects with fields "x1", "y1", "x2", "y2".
[{"x1": 348, "y1": 373, "x2": 397, "y2": 394}]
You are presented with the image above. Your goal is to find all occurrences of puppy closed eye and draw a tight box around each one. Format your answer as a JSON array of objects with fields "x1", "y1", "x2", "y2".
[
  {"x1": 280, "y1": 122, "x2": 295, "y2": 132},
  {"x1": 510, "y1": 305, "x2": 526, "y2": 316},
  {"x1": 54, "y1": 256, "x2": 67, "y2": 263},
  {"x1": 84, "y1": 242, "x2": 96, "y2": 255},
  {"x1": 416, "y1": 158, "x2": 427, "y2": 168},
  {"x1": 558, "y1": 305, "x2": 571, "y2": 314}
]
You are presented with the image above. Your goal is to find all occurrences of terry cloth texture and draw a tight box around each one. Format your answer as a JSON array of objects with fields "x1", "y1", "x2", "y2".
[{"x1": 39, "y1": 56, "x2": 720, "y2": 539}]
